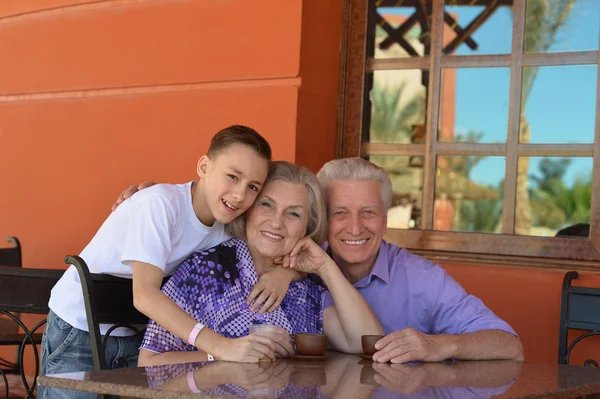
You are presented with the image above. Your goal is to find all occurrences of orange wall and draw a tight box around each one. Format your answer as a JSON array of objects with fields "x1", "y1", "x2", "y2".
[
  {"x1": 443, "y1": 262, "x2": 600, "y2": 365},
  {"x1": 0, "y1": 0, "x2": 337, "y2": 372},
  {"x1": 1, "y1": 0, "x2": 597, "y2": 374},
  {"x1": 0, "y1": 0, "x2": 311, "y2": 267}
]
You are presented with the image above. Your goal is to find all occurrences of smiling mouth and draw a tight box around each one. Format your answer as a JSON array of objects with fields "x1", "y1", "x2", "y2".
[
  {"x1": 262, "y1": 231, "x2": 283, "y2": 240},
  {"x1": 341, "y1": 239, "x2": 368, "y2": 246},
  {"x1": 222, "y1": 199, "x2": 239, "y2": 212}
]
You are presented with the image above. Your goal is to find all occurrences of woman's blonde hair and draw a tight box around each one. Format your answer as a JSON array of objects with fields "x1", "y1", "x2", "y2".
[{"x1": 226, "y1": 161, "x2": 328, "y2": 244}]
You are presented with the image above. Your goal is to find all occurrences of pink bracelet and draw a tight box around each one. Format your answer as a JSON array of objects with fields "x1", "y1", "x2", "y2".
[
  {"x1": 187, "y1": 371, "x2": 201, "y2": 393},
  {"x1": 187, "y1": 322, "x2": 206, "y2": 346}
]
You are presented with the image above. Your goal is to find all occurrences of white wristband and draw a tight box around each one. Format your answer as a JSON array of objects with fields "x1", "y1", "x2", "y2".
[{"x1": 187, "y1": 322, "x2": 206, "y2": 346}]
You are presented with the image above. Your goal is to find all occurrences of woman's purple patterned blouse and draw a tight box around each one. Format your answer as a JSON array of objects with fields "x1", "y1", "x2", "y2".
[{"x1": 141, "y1": 238, "x2": 328, "y2": 354}]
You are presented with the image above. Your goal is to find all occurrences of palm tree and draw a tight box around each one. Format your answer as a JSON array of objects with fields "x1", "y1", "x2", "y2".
[
  {"x1": 513, "y1": 0, "x2": 576, "y2": 235},
  {"x1": 369, "y1": 80, "x2": 425, "y2": 144}
]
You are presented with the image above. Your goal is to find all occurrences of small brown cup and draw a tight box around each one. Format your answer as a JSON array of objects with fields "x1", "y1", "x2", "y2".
[
  {"x1": 293, "y1": 333, "x2": 328, "y2": 356},
  {"x1": 361, "y1": 335, "x2": 384, "y2": 356},
  {"x1": 359, "y1": 365, "x2": 378, "y2": 386}
]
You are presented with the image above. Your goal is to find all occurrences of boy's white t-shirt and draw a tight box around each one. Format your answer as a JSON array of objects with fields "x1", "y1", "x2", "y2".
[{"x1": 49, "y1": 182, "x2": 230, "y2": 336}]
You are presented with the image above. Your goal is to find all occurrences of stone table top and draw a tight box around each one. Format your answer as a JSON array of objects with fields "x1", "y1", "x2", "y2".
[{"x1": 39, "y1": 352, "x2": 600, "y2": 398}]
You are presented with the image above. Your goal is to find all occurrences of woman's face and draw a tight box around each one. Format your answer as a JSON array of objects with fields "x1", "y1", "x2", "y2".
[{"x1": 245, "y1": 180, "x2": 310, "y2": 259}]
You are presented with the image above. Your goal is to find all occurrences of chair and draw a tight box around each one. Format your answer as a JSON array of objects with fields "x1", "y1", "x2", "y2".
[
  {"x1": 0, "y1": 237, "x2": 21, "y2": 267},
  {"x1": 64, "y1": 256, "x2": 149, "y2": 371},
  {"x1": 0, "y1": 236, "x2": 23, "y2": 390},
  {"x1": 558, "y1": 271, "x2": 600, "y2": 366},
  {"x1": 0, "y1": 266, "x2": 64, "y2": 398}
]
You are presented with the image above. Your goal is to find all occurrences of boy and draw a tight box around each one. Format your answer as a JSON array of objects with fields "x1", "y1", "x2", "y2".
[{"x1": 41, "y1": 125, "x2": 278, "y2": 379}]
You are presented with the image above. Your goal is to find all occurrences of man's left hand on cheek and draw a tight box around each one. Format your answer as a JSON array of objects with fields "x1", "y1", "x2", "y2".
[{"x1": 372, "y1": 328, "x2": 456, "y2": 364}]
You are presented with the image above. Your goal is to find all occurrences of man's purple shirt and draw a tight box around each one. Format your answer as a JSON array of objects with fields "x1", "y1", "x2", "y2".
[{"x1": 324, "y1": 240, "x2": 516, "y2": 336}]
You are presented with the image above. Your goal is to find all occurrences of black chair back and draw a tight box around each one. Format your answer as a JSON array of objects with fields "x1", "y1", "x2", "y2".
[
  {"x1": 558, "y1": 271, "x2": 600, "y2": 366},
  {"x1": 0, "y1": 237, "x2": 22, "y2": 267},
  {"x1": 64, "y1": 256, "x2": 149, "y2": 371},
  {"x1": 0, "y1": 266, "x2": 64, "y2": 397}
]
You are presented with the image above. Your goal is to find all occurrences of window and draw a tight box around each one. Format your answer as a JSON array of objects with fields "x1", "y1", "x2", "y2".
[{"x1": 338, "y1": 0, "x2": 599, "y2": 266}]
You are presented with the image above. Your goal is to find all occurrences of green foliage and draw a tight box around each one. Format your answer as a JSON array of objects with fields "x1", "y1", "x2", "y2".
[
  {"x1": 369, "y1": 80, "x2": 425, "y2": 143},
  {"x1": 529, "y1": 158, "x2": 592, "y2": 229},
  {"x1": 458, "y1": 181, "x2": 504, "y2": 233}
]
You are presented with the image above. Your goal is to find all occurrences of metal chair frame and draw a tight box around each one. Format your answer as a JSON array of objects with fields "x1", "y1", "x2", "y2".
[
  {"x1": 558, "y1": 271, "x2": 600, "y2": 367},
  {"x1": 0, "y1": 266, "x2": 64, "y2": 398}
]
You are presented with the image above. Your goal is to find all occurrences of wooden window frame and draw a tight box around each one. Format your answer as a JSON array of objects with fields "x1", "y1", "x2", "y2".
[{"x1": 337, "y1": 0, "x2": 600, "y2": 268}]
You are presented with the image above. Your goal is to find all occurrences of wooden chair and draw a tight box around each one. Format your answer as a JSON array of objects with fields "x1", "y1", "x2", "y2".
[{"x1": 0, "y1": 266, "x2": 64, "y2": 398}]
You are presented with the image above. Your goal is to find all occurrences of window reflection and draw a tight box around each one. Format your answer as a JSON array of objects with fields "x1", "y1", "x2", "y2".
[
  {"x1": 373, "y1": 8, "x2": 425, "y2": 59},
  {"x1": 520, "y1": 65, "x2": 597, "y2": 144},
  {"x1": 368, "y1": 70, "x2": 428, "y2": 144},
  {"x1": 370, "y1": 156, "x2": 424, "y2": 230},
  {"x1": 435, "y1": 156, "x2": 505, "y2": 234},
  {"x1": 444, "y1": 1, "x2": 513, "y2": 55},
  {"x1": 516, "y1": 157, "x2": 592, "y2": 237},
  {"x1": 524, "y1": 0, "x2": 600, "y2": 53},
  {"x1": 439, "y1": 67, "x2": 510, "y2": 143}
]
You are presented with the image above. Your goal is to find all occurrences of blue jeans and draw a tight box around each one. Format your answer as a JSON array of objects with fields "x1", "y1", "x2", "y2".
[{"x1": 39, "y1": 310, "x2": 142, "y2": 399}]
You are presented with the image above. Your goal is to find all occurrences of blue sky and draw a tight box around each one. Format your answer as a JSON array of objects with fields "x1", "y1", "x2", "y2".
[{"x1": 380, "y1": 1, "x2": 598, "y2": 188}]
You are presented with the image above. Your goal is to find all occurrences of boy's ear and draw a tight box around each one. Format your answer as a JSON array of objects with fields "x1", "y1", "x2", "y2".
[{"x1": 197, "y1": 156, "x2": 210, "y2": 177}]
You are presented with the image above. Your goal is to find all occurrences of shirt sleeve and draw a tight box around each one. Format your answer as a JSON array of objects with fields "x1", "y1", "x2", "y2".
[
  {"x1": 140, "y1": 319, "x2": 191, "y2": 354},
  {"x1": 321, "y1": 291, "x2": 335, "y2": 310},
  {"x1": 428, "y1": 265, "x2": 517, "y2": 337},
  {"x1": 121, "y1": 191, "x2": 178, "y2": 271}
]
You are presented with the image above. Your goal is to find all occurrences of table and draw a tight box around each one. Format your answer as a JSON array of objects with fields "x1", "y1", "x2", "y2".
[{"x1": 39, "y1": 352, "x2": 600, "y2": 398}]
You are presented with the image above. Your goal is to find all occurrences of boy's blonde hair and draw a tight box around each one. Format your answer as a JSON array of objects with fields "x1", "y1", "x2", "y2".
[{"x1": 227, "y1": 161, "x2": 328, "y2": 244}]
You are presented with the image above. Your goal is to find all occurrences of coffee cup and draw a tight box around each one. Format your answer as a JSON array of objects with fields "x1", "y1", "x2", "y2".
[
  {"x1": 293, "y1": 333, "x2": 328, "y2": 356},
  {"x1": 361, "y1": 335, "x2": 384, "y2": 356}
]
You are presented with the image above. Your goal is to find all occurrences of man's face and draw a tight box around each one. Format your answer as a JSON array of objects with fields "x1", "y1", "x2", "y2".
[{"x1": 326, "y1": 179, "x2": 387, "y2": 273}]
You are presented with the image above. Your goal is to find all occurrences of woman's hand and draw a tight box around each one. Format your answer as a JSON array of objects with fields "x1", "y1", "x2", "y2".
[
  {"x1": 247, "y1": 267, "x2": 300, "y2": 313},
  {"x1": 271, "y1": 327, "x2": 295, "y2": 358},
  {"x1": 278, "y1": 237, "x2": 332, "y2": 276},
  {"x1": 213, "y1": 334, "x2": 276, "y2": 363}
]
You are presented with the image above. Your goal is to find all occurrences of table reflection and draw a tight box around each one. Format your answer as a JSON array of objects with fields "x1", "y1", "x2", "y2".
[{"x1": 144, "y1": 352, "x2": 519, "y2": 398}]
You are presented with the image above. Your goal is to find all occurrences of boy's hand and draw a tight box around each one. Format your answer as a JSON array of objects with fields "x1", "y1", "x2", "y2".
[
  {"x1": 247, "y1": 267, "x2": 301, "y2": 313},
  {"x1": 111, "y1": 181, "x2": 156, "y2": 211}
]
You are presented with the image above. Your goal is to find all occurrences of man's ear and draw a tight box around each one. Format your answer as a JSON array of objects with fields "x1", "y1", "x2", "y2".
[{"x1": 197, "y1": 155, "x2": 210, "y2": 178}]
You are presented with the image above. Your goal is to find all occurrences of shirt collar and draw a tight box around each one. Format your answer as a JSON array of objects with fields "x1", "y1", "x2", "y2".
[{"x1": 324, "y1": 240, "x2": 390, "y2": 287}]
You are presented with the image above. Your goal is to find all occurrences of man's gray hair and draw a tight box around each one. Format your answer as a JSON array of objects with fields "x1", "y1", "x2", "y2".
[
  {"x1": 316, "y1": 157, "x2": 393, "y2": 211},
  {"x1": 226, "y1": 161, "x2": 328, "y2": 244}
]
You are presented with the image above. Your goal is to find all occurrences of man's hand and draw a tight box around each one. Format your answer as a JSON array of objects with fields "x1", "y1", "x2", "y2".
[
  {"x1": 372, "y1": 328, "x2": 456, "y2": 364},
  {"x1": 247, "y1": 267, "x2": 301, "y2": 313},
  {"x1": 371, "y1": 362, "x2": 430, "y2": 395},
  {"x1": 111, "y1": 181, "x2": 156, "y2": 211}
]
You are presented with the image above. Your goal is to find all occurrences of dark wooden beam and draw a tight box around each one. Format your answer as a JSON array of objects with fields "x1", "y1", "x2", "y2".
[
  {"x1": 444, "y1": 2, "x2": 500, "y2": 54},
  {"x1": 378, "y1": 12, "x2": 419, "y2": 50},
  {"x1": 443, "y1": 12, "x2": 478, "y2": 50}
]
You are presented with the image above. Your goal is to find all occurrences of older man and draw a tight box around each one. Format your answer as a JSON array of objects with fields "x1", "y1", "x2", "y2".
[
  {"x1": 313, "y1": 157, "x2": 523, "y2": 363},
  {"x1": 115, "y1": 158, "x2": 523, "y2": 364}
]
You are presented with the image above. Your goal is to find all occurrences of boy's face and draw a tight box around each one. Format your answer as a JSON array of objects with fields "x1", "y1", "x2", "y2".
[{"x1": 198, "y1": 144, "x2": 269, "y2": 224}]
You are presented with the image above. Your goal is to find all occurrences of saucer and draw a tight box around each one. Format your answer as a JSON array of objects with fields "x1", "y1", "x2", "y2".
[
  {"x1": 359, "y1": 354, "x2": 374, "y2": 360},
  {"x1": 290, "y1": 354, "x2": 326, "y2": 361}
]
